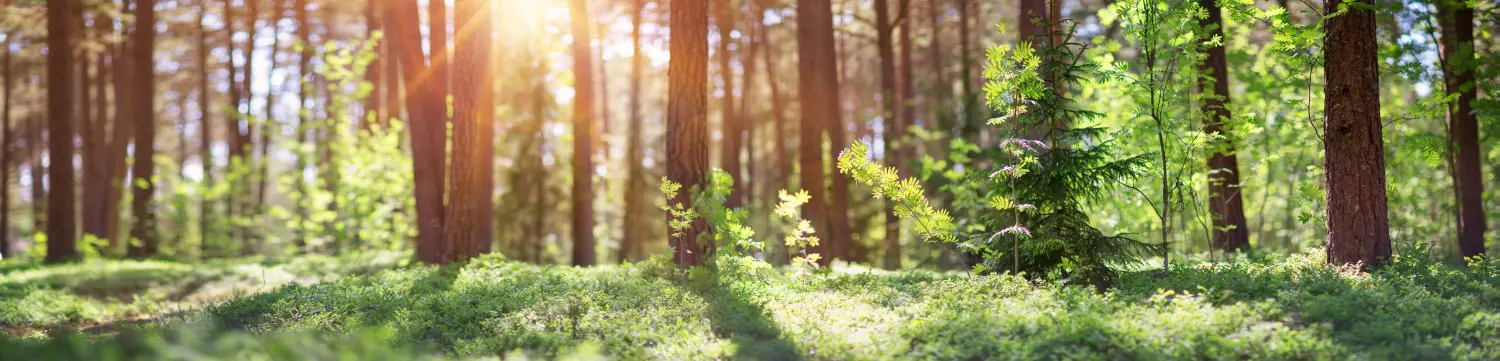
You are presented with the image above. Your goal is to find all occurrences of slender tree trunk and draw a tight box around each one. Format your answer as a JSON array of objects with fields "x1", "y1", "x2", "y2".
[
  {"x1": 1437, "y1": 0, "x2": 1483, "y2": 258},
  {"x1": 956, "y1": 0, "x2": 976, "y2": 139},
  {"x1": 81, "y1": 13, "x2": 113, "y2": 246},
  {"x1": 1322, "y1": 0, "x2": 1390, "y2": 268},
  {"x1": 45, "y1": 0, "x2": 78, "y2": 263},
  {"x1": 389, "y1": 0, "x2": 449, "y2": 263},
  {"x1": 878, "y1": 0, "x2": 910, "y2": 270},
  {"x1": 762, "y1": 0, "x2": 789, "y2": 197},
  {"x1": 29, "y1": 109, "x2": 44, "y2": 243},
  {"x1": 1, "y1": 17, "x2": 12, "y2": 258},
  {"x1": 126, "y1": 0, "x2": 158, "y2": 259},
  {"x1": 366, "y1": 0, "x2": 384, "y2": 129},
  {"x1": 429, "y1": 0, "x2": 449, "y2": 117},
  {"x1": 255, "y1": 0, "x2": 285, "y2": 218},
  {"x1": 796, "y1": 0, "x2": 841, "y2": 266},
  {"x1": 718, "y1": 0, "x2": 744, "y2": 208},
  {"x1": 668, "y1": 0, "x2": 710, "y2": 268},
  {"x1": 739, "y1": 1, "x2": 762, "y2": 208},
  {"x1": 568, "y1": 0, "x2": 598, "y2": 266},
  {"x1": 291, "y1": 0, "x2": 310, "y2": 251},
  {"x1": 621, "y1": 0, "x2": 646, "y2": 262},
  {"x1": 1199, "y1": 0, "x2": 1249, "y2": 251},
  {"x1": 197, "y1": 0, "x2": 215, "y2": 255},
  {"x1": 928, "y1": 0, "x2": 948, "y2": 133},
  {"x1": 105, "y1": 43, "x2": 133, "y2": 251}
]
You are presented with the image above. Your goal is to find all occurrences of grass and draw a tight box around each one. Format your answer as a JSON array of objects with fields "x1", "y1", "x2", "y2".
[
  {"x1": 1, "y1": 249, "x2": 1498, "y2": 360},
  {"x1": 0, "y1": 251, "x2": 408, "y2": 334}
]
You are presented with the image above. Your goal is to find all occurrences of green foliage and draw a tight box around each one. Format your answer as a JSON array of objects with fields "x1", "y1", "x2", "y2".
[
  {"x1": 271, "y1": 36, "x2": 415, "y2": 254},
  {"x1": 838, "y1": 142, "x2": 957, "y2": 244},
  {"x1": 10, "y1": 249, "x2": 1500, "y2": 359},
  {"x1": 772, "y1": 190, "x2": 821, "y2": 269},
  {"x1": 0, "y1": 252, "x2": 407, "y2": 327}
]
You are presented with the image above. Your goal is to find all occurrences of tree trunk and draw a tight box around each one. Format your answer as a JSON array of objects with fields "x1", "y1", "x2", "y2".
[
  {"x1": 429, "y1": 0, "x2": 449, "y2": 118},
  {"x1": 388, "y1": 0, "x2": 449, "y2": 264},
  {"x1": 568, "y1": 0, "x2": 598, "y2": 266},
  {"x1": 621, "y1": 0, "x2": 646, "y2": 262},
  {"x1": 717, "y1": 0, "x2": 744, "y2": 209},
  {"x1": 126, "y1": 0, "x2": 158, "y2": 259},
  {"x1": 668, "y1": 0, "x2": 711, "y2": 268},
  {"x1": 45, "y1": 0, "x2": 78, "y2": 263},
  {"x1": 762, "y1": 0, "x2": 789, "y2": 199},
  {"x1": 197, "y1": 0, "x2": 215, "y2": 255},
  {"x1": 796, "y1": 0, "x2": 841, "y2": 266},
  {"x1": 1199, "y1": 0, "x2": 1249, "y2": 251},
  {"x1": 365, "y1": 0, "x2": 384, "y2": 129},
  {"x1": 928, "y1": 0, "x2": 947, "y2": 133},
  {"x1": 1322, "y1": 0, "x2": 1389, "y2": 268},
  {"x1": 443, "y1": 0, "x2": 494, "y2": 262},
  {"x1": 876, "y1": 0, "x2": 902, "y2": 269},
  {"x1": 739, "y1": 1, "x2": 762, "y2": 208},
  {"x1": 255, "y1": 0, "x2": 285, "y2": 220},
  {"x1": 291, "y1": 0, "x2": 311, "y2": 251},
  {"x1": 956, "y1": 0, "x2": 976, "y2": 139},
  {"x1": 1437, "y1": 0, "x2": 1483, "y2": 258},
  {"x1": 1, "y1": 17, "x2": 12, "y2": 258},
  {"x1": 105, "y1": 42, "x2": 134, "y2": 251}
]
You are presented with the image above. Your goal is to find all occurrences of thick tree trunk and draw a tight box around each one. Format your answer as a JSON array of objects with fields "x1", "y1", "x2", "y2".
[
  {"x1": 668, "y1": 0, "x2": 711, "y2": 268},
  {"x1": 621, "y1": 0, "x2": 646, "y2": 262},
  {"x1": 796, "y1": 0, "x2": 841, "y2": 266},
  {"x1": 569, "y1": 0, "x2": 598, "y2": 266},
  {"x1": 126, "y1": 0, "x2": 158, "y2": 259},
  {"x1": 1322, "y1": 0, "x2": 1390, "y2": 268},
  {"x1": 1199, "y1": 0, "x2": 1250, "y2": 251},
  {"x1": 876, "y1": 0, "x2": 902, "y2": 269},
  {"x1": 45, "y1": 0, "x2": 78, "y2": 263},
  {"x1": 1437, "y1": 0, "x2": 1484, "y2": 258},
  {"x1": 443, "y1": 0, "x2": 494, "y2": 262},
  {"x1": 718, "y1": 0, "x2": 744, "y2": 208},
  {"x1": 388, "y1": 0, "x2": 449, "y2": 264}
]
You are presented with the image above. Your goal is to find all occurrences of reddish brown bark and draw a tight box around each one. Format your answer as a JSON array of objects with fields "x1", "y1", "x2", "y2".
[
  {"x1": 668, "y1": 0, "x2": 711, "y2": 268},
  {"x1": 126, "y1": 0, "x2": 158, "y2": 258},
  {"x1": 1322, "y1": 0, "x2": 1390, "y2": 268},
  {"x1": 796, "y1": 0, "x2": 841, "y2": 265},
  {"x1": 876, "y1": 0, "x2": 902, "y2": 269},
  {"x1": 718, "y1": 0, "x2": 744, "y2": 209},
  {"x1": 621, "y1": 0, "x2": 647, "y2": 262},
  {"x1": 1437, "y1": 0, "x2": 1484, "y2": 258},
  {"x1": 443, "y1": 0, "x2": 494, "y2": 262},
  {"x1": 45, "y1": 0, "x2": 78, "y2": 263},
  {"x1": 569, "y1": 0, "x2": 598, "y2": 266},
  {"x1": 1199, "y1": 0, "x2": 1250, "y2": 251},
  {"x1": 388, "y1": 0, "x2": 450, "y2": 264}
]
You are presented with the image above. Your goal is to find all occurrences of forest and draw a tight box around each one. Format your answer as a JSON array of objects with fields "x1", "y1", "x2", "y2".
[{"x1": 1, "y1": 0, "x2": 1499, "y2": 359}]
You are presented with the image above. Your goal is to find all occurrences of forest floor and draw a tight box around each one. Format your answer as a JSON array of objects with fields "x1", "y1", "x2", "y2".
[{"x1": 2, "y1": 250, "x2": 1498, "y2": 360}]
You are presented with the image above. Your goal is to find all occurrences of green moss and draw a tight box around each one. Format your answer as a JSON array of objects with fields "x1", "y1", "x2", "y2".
[{"x1": 4, "y1": 250, "x2": 1498, "y2": 360}]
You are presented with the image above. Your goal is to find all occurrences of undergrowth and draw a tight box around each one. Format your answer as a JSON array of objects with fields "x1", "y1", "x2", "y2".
[{"x1": 5, "y1": 248, "x2": 1494, "y2": 360}]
